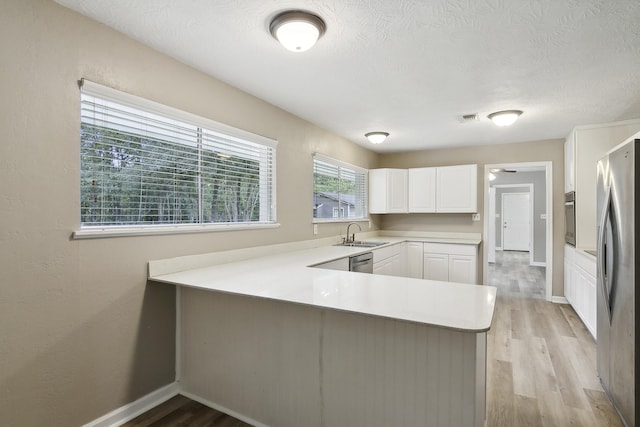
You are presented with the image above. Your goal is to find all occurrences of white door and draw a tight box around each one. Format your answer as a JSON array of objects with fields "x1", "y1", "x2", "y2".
[{"x1": 502, "y1": 193, "x2": 530, "y2": 251}]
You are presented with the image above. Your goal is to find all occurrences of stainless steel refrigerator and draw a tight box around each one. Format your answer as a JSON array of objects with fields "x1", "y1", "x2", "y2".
[{"x1": 597, "y1": 135, "x2": 640, "y2": 427}]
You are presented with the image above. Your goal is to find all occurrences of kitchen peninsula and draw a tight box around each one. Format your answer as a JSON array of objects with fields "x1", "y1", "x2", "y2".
[{"x1": 149, "y1": 233, "x2": 496, "y2": 427}]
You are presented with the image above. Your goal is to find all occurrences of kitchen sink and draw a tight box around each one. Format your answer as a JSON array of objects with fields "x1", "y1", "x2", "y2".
[{"x1": 335, "y1": 241, "x2": 388, "y2": 248}]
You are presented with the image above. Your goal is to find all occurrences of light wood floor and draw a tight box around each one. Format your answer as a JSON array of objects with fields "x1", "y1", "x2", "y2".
[
  {"x1": 128, "y1": 251, "x2": 623, "y2": 426},
  {"x1": 121, "y1": 394, "x2": 251, "y2": 426},
  {"x1": 486, "y1": 250, "x2": 622, "y2": 426}
]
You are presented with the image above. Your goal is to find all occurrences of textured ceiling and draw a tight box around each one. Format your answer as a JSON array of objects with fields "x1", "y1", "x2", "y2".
[{"x1": 54, "y1": 0, "x2": 640, "y2": 152}]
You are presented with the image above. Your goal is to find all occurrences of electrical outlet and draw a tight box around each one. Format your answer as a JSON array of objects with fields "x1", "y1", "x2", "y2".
[
  {"x1": 540, "y1": 213, "x2": 547, "y2": 220},
  {"x1": 313, "y1": 224, "x2": 318, "y2": 235},
  {"x1": 472, "y1": 213, "x2": 481, "y2": 221}
]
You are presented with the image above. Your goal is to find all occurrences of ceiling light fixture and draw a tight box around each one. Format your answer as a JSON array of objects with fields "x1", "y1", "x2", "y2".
[
  {"x1": 365, "y1": 132, "x2": 389, "y2": 144},
  {"x1": 269, "y1": 10, "x2": 326, "y2": 52},
  {"x1": 488, "y1": 110, "x2": 523, "y2": 127}
]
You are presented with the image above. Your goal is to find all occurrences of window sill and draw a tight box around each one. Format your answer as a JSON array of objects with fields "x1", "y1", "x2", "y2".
[
  {"x1": 312, "y1": 218, "x2": 370, "y2": 224},
  {"x1": 72, "y1": 222, "x2": 281, "y2": 239}
]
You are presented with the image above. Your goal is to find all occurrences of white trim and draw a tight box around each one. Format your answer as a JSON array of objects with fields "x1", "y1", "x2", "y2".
[
  {"x1": 483, "y1": 161, "x2": 553, "y2": 301},
  {"x1": 551, "y1": 296, "x2": 569, "y2": 304},
  {"x1": 73, "y1": 222, "x2": 281, "y2": 239},
  {"x1": 530, "y1": 261, "x2": 547, "y2": 267},
  {"x1": 179, "y1": 391, "x2": 268, "y2": 427},
  {"x1": 82, "y1": 382, "x2": 179, "y2": 427}
]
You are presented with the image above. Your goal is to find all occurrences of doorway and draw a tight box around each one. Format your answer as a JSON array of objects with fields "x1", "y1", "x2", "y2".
[{"x1": 483, "y1": 162, "x2": 553, "y2": 301}]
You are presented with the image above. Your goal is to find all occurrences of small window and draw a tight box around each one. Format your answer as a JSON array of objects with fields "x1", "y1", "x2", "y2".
[
  {"x1": 79, "y1": 79, "x2": 276, "y2": 233},
  {"x1": 313, "y1": 154, "x2": 367, "y2": 221}
]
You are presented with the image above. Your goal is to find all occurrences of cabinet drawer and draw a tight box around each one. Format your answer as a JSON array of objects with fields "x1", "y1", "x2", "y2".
[
  {"x1": 423, "y1": 242, "x2": 476, "y2": 256},
  {"x1": 373, "y1": 243, "x2": 402, "y2": 263},
  {"x1": 575, "y1": 251, "x2": 596, "y2": 277}
]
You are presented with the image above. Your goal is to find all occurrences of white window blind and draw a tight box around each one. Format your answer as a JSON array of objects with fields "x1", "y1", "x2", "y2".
[
  {"x1": 79, "y1": 79, "x2": 276, "y2": 230},
  {"x1": 313, "y1": 154, "x2": 367, "y2": 221}
]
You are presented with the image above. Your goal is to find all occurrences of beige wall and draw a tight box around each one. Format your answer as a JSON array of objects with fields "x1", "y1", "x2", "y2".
[
  {"x1": 377, "y1": 139, "x2": 565, "y2": 296},
  {"x1": 0, "y1": 1, "x2": 378, "y2": 425}
]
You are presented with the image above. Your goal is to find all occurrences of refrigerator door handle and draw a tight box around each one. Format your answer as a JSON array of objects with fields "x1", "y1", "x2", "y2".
[{"x1": 597, "y1": 185, "x2": 614, "y2": 323}]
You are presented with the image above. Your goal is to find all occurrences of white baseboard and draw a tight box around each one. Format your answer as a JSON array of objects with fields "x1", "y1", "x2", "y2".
[
  {"x1": 180, "y1": 390, "x2": 267, "y2": 427},
  {"x1": 551, "y1": 296, "x2": 569, "y2": 304},
  {"x1": 82, "y1": 382, "x2": 179, "y2": 427},
  {"x1": 530, "y1": 261, "x2": 546, "y2": 267}
]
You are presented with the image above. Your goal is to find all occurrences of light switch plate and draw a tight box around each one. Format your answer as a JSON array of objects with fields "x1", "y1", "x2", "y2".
[
  {"x1": 540, "y1": 213, "x2": 547, "y2": 220},
  {"x1": 313, "y1": 224, "x2": 318, "y2": 235}
]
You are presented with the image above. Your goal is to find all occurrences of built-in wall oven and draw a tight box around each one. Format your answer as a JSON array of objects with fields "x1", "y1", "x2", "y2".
[{"x1": 565, "y1": 191, "x2": 576, "y2": 246}]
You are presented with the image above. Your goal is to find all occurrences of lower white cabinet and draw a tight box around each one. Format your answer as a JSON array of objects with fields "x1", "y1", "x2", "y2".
[
  {"x1": 423, "y1": 242, "x2": 478, "y2": 284},
  {"x1": 405, "y1": 241, "x2": 424, "y2": 278},
  {"x1": 564, "y1": 245, "x2": 596, "y2": 339},
  {"x1": 372, "y1": 243, "x2": 403, "y2": 276}
]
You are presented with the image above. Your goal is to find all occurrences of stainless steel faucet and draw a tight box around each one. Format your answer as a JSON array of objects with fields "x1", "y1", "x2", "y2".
[{"x1": 345, "y1": 222, "x2": 362, "y2": 244}]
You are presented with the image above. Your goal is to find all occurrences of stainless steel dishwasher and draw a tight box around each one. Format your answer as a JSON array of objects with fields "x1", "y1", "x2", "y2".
[{"x1": 349, "y1": 252, "x2": 373, "y2": 273}]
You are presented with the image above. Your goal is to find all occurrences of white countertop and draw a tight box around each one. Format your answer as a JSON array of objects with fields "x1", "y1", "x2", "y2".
[{"x1": 149, "y1": 235, "x2": 496, "y2": 333}]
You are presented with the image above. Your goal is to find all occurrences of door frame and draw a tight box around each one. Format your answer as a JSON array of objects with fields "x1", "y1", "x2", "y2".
[
  {"x1": 483, "y1": 162, "x2": 553, "y2": 302},
  {"x1": 497, "y1": 185, "x2": 534, "y2": 264}
]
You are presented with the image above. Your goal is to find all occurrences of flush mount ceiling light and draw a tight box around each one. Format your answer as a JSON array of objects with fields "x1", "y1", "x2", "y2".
[
  {"x1": 365, "y1": 132, "x2": 389, "y2": 144},
  {"x1": 269, "y1": 10, "x2": 326, "y2": 52},
  {"x1": 488, "y1": 110, "x2": 523, "y2": 127}
]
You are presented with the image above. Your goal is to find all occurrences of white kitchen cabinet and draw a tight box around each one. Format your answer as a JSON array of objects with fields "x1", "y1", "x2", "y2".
[
  {"x1": 372, "y1": 243, "x2": 403, "y2": 277},
  {"x1": 423, "y1": 242, "x2": 478, "y2": 284},
  {"x1": 369, "y1": 169, "x2": 408, "y2": 214},
  {"x1": 564, "y1": 245, "x2": 596, "y2": 339},
  {"x1": 564, "y1": 134, "x2": 575, "y2": 193},
  {"x1": 436, "y1": 164, "x2": 477, "y2": 213},
  {"x1": 405, "y1": 241, "x2": 424, "y2": 279},
  {"x1": 564, "y1": 245, "x2": 575, "y2": 306},
  {"x1": 449, "y1": 255, "x2": 477, "y2": 284},
  {"x1": 423, "y1": 252, "x2": 449, "y2": 281},
  {"x1": 565, "y1": 120, "x2": 640, "y2": 248},
  {"x1": 408, "y1": 167, "x2": 436, "y2": 212}
]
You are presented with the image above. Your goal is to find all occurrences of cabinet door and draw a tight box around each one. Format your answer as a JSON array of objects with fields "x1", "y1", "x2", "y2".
[
  {"x1": 423, "y1": 253, "x2": 448, "y2": 281},
  {"x1": 448, "y1": 255, "x2": 476, "y2": 284},
  {"x1": 369, "y1": 169, "x2": 408, "y2": 214},
  {"x1": 408, "y1": 168, "x2": 436, "y2": 212},
  {"x1": 564, "y1": 133, "x2": 575, "y2": 193},
  {"x1": 373, "y1": 257, "x2": 393, "y2": 276},
  {"x1": 585, "y1": 272, "x2": 597, "y2": 339},
  {"x1": 406, "y1": 242, "x2": 424, "y2": 279},
  {"x1": 388, "y1": 169, "x2": 408, "y2": 213},
  {"x1": 436, "y1": 164, "x2": 477, "y2": 212}
]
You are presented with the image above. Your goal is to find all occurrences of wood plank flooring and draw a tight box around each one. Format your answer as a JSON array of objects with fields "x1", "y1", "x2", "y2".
[
  {"x1": 121, "y1": 395, "x2": 251, "y2": 427},
  {"x1": 486, "y1": 250, "x2": 622, "y2": 427},
  {"x1": 128, "y1": 250, "x2": 623, "y2": 426}
]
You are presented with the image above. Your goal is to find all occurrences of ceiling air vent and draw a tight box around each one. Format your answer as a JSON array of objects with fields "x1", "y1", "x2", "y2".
[{"x1": 458, "y1": 113, "x2": 479, "y2": 123}]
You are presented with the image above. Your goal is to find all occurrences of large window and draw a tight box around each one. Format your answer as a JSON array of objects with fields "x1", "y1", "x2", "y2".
[
  {"x1": 79, "y1": 80, "x2": 276, "y2": 234},
  {"x1": 313, "y1": 154, "x2": 367, "y2": 221}
]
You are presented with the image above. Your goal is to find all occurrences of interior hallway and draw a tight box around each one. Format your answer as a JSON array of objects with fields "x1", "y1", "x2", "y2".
[{"x1": 486, "y1": 250, "x2": 622, "y2": 426}]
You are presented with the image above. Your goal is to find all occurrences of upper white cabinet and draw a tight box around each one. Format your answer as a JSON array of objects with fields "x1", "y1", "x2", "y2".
[
  {"x1": 565, "y1": 120, "x2": 640, "y2": 248},
  {"x1": 408, "y1": 168, "x2": 436, "y2": 212},
  {"x1": 435, "y1": 164, "x2": 477, "y2": 213},
  {"x1": 372, "y1": 164, "x2": 477, "y2": 214},
  {"x1": 564, "y1": 134, "x2": 575, "y2": 193},
  {"x1": 369, "y1": 169, "x2": 408, "y2": 214}
]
